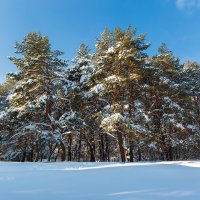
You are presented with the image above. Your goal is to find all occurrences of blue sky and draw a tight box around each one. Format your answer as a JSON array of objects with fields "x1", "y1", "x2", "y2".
[{"x1": 0, "y1": 0, "x2": 200, "y2": 83}]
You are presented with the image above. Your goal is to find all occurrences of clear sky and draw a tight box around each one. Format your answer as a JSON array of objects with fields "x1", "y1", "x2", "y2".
[{"x1": 0, "y1": 0, "x2": 200, "y2": 83}]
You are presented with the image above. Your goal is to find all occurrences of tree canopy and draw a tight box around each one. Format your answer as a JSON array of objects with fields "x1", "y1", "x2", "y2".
[{"x1": 0, "y1": 28, "x2": 199, "y2": 162}]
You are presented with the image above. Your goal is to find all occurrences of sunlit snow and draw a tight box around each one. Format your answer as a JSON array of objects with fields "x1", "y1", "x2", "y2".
[{"x1": 0, "y1": 161, "x2": 200, "y2": 200}]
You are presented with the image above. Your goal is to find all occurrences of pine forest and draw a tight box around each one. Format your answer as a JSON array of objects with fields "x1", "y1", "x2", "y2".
[{"x1": 0, "y1": 27, "x2": 200, "y2": 163}]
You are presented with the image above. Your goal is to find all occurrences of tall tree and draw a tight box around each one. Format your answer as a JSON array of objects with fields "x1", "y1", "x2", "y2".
[
  {"x1": 93, "y1": 27, "x2": 150, "y2": 162},
  {"x1": 3, "y1": 32, "x2": 67, "y2": 161}
]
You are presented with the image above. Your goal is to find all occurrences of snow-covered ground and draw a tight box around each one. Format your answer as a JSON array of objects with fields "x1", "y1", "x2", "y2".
[{"x1": 1, "y1": 161, "x2": 200, "y2": 200}]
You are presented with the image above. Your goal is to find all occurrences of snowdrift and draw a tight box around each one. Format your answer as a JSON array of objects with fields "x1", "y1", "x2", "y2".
[{"x1": 0, "y1": 161, "x2": 200, "y2": 200}]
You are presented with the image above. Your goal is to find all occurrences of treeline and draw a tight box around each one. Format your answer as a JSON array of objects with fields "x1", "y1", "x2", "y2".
[{"x1": 0, "y1": 27, "x2": 199, "y2": 162}]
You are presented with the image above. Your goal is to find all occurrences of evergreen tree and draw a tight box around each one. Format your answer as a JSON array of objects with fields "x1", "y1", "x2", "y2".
[
  {"x1": 93, "y1": 27, "x2": 150, "y2": 162},
  {"x1": 2, "y1": 32, "x2": 67, "y2": 161},
  {"x1": 143, "y1": 43, "x2": 189, "y2": 160}
]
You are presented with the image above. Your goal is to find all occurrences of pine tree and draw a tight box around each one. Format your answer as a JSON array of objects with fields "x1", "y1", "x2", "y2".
[
  {"x1": 143, "y1": 43, "x2": 190, "y2": 160},
  {"x1": 93, "y1": 27, "x2": 150, "y2": 162},
  {"x1": 3, "y1": 32, "x2": 67, "y2": 161}
]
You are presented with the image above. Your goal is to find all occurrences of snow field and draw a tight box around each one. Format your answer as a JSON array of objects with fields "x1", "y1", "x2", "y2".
[{"x1": 0, "y1": 161, "x2": 200, "y2": 200}]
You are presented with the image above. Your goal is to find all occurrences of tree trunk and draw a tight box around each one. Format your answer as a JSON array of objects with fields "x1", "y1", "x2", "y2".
[
  {"x1": 117, "y1": 131, "x2": 126, "y2": 162},
  {"x1": 84, "y1": 134, "x2": 96, "y2": 162},
  {"x1": 105, "y1": 134, "x2": 110, "y2": 162},
  {"x1": 28, "y1": 145, "x2": 34, "y2": 162},
  {"x1": 99, "y1": 134, "x2": 106, "y2": 161},
  {"x1": 90, "y1": 146, "x2": 96, "y2": 162},
  {"x1": 68, "y1": 134, "x2": 72, "y2": 161},
  {"x1": 77, "y1": 131, "x2": 82, "y2": 162},
  {"x1": 34, "y1": 141, "x2": 40, "y2": 162},
  {"x1": 60, "y1": 141, "x2": 66, "y2": 161},
  {"x1": 138, "y1": 146, "x2": 141, "y2": 161},
  {"x1": 21, "y1": 150, "x2": 26, "y2": 162},
  {"x1": 167, "y1": 145, "x2": 173, "y2": 161},
  {"x1": 129, "y1": 141, "x2": 134, "y2": 162}
]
